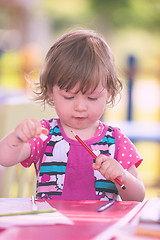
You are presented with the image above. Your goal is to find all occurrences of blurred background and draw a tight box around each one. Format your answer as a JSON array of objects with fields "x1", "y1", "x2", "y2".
[{"x1": 0, "y1": 0, "x2": 159, "y2": 199}]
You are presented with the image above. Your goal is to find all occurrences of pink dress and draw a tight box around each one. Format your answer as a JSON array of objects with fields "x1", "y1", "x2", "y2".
[{"x1": 21, "y1": 119, "x2": 143, "y2": 201}]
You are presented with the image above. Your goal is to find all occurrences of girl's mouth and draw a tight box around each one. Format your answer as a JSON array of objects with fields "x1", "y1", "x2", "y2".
[{"x1": 74, "y1": 117, "x2": 87, "y2": 120}]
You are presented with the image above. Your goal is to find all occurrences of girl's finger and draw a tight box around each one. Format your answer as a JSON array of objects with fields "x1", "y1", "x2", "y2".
[
  {"x1": 39, "y1": 127, "x2": 49, "y2": 141},
  {"x1": 41, "y1": 127, "x2": 49, "y2": 135},
  {"x1": 93, "y1": 155, "x2": 107, "y2": 170}
]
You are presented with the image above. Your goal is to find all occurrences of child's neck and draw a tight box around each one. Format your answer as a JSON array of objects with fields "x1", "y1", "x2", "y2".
[{"x1": 60, "y1": 120, "x2": 100, "y2": 141}]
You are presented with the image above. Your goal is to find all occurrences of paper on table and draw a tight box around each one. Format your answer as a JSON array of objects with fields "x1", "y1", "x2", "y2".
[
  {"x1": 138, "y1": 198, "x2": 160, "y2": 223},
  {"x1": 0, "y1": 212, "x2": 74, "y2": 228},
  {"x1": 0, "y1": 198, "x2": 73, "y2": 228},
  {"x1": 94, "y1": 201, "x2": 144, "y2": 240},
  {"x1": 135, "y1": 198, "x2": 160, "y2": 239},
  {"x1": 0, "y1": 198, "x2": 53, "y2": 215}
]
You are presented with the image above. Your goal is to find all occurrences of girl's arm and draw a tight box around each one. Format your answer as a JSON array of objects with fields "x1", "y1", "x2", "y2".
[
  {"x1": 116, "y1": 165, "x2": 145, "y2": 201},
  {"x1": 0, "y1": 130, "x2": 31, "y2": 167},
  {"x1": 0, "y1": 118, "x2": 46, "y2": 167},
  {"x1": 93, "y1": 155, "x2": 145, "y2": 202}
]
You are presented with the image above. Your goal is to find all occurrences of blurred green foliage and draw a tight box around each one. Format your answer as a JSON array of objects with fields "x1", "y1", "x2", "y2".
[
  {"x1": 43, "y1": 0, "x2": 160, "y2": 32},
  {"x1": 90, "y1": 0, "x2": 160, "y2": 31}
]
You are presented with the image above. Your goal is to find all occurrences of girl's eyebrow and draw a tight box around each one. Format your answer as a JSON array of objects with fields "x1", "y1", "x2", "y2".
[
  {"x1": 61, "y1": 87, "x2": 105, "y2": 95},
  {"x1": 89, "y1": 88, "x2": 105, "y2": 95}
]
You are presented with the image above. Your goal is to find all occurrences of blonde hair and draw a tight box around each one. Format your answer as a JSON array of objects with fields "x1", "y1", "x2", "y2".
[{"x1": 35, "y1": 29, "x2": 122, "y2": 107}]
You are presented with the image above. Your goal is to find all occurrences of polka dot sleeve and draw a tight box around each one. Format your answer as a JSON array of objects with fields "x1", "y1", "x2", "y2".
[
  {"x1": 114, "y1": 128, "x2": 143, "y2": 170},
  {"x1": 21, "y1": 119, "x2": 50, "y2": 169}
]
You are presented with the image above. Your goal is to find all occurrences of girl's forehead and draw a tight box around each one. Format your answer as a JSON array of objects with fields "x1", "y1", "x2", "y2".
[
  {"x1": 56, "y1": 81, "x2": 105, "y2": 94},
  {"x1": 75, "y1": 82, "x2": 103, "y2": 92}
]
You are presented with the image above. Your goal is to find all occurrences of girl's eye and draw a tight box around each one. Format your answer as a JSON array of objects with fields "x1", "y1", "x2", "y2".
[
  {"x1": 88, "y1": 97, "x2": 98, "y2": 101},
  {"x1": 64, "y1": 96, "x2": 74, "y2": 100}
]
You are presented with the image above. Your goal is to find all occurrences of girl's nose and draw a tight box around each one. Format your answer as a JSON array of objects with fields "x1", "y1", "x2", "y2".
[{"x1": 74, "y1": 98, "x2": 87, "y2": 112}]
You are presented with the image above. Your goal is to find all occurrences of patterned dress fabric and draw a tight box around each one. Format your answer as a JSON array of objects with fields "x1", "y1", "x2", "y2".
[{"x1": 21, "y1": 118, "x2": 142, "y2": 201}]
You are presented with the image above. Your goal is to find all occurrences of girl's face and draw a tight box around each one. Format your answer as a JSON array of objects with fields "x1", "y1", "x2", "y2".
[{"x1": 48, "y1": 82, "x2": 109, "y2": 134}]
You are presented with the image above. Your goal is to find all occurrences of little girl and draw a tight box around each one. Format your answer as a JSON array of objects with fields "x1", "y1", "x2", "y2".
[{"x1": 0, "y1": 30, "x2": 145, "y2": 201}]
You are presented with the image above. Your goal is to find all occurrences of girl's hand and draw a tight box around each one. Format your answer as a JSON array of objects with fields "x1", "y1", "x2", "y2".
[
  {"x1": 13, "y1": 119, "x2": 48, "y2": 143},
  {"x1": 92, "y1": 154, "x2": 126, "y2": 183}
]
